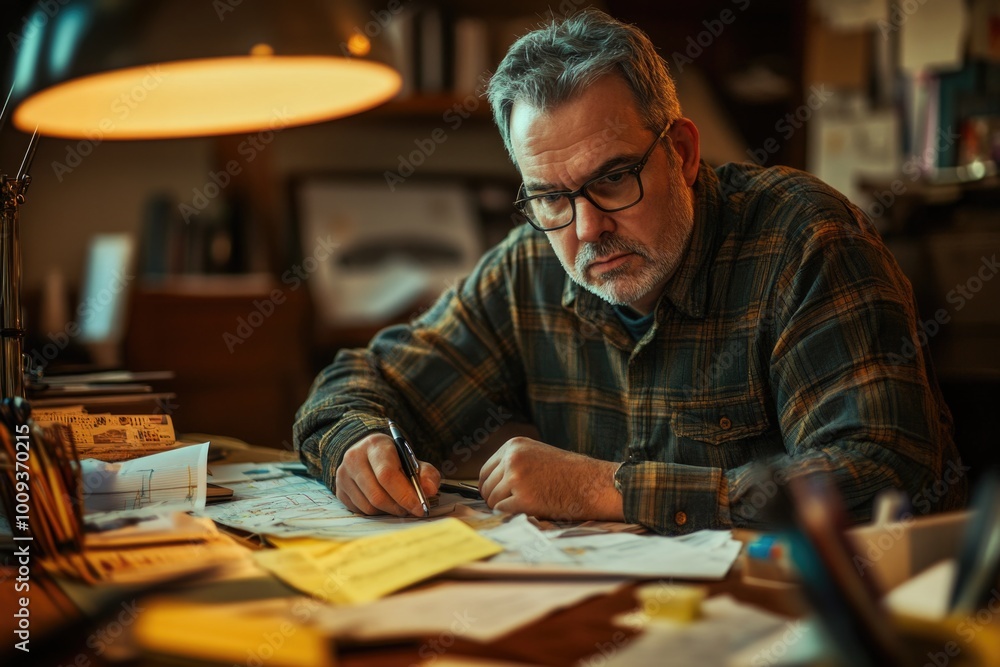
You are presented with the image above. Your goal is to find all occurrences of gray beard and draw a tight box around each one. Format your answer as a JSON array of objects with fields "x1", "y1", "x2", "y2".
[{"x1": 570, "y1": 223, "x2": 692, "y2": 307}]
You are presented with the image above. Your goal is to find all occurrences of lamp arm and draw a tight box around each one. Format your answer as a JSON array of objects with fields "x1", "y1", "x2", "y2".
[{"x1": 1, "y1": 173, "x2": 28, "y2": 399}]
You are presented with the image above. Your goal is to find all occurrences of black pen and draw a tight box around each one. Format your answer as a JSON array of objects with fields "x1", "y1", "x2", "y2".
[{"x1": 387, "y1": 418, "x2": 429, "y2": 517}]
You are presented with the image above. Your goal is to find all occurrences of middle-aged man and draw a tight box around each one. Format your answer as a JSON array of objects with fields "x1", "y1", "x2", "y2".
[{"x1": 295, "y1": 9, "x2": 966, "y2": 534}]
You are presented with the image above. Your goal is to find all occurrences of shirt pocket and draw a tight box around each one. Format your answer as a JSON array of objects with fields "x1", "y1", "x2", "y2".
[{"x1": 672, "y1": 396, "x2": 771, "y2": 443}]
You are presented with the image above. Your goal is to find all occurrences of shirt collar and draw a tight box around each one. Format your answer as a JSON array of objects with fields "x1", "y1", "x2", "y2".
[{"x1": 562, "y1": 160, "x2": 723, "y2": 321}]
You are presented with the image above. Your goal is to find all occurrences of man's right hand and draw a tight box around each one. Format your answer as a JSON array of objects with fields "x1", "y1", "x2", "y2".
[{"x1": 335, "y1": 432, "x2": 441, "y2": 517}]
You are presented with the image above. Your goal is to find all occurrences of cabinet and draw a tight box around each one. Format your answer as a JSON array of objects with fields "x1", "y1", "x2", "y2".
[{"x1": 124, "y1": 277, "x2": 312, "y2": 449}]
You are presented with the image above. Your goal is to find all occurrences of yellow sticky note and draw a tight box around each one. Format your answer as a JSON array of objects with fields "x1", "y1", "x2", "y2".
[
  {"x1": 133, "y1": 599, "x2": 334, "y2": 667},
  {"x1": 254, "y1": 518, "x2": 502, "y2": 604}
]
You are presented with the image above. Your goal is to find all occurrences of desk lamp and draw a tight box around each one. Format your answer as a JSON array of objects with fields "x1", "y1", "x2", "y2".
[{"x1": 0, "y1": 0, "x2": 402, "y2": 398}]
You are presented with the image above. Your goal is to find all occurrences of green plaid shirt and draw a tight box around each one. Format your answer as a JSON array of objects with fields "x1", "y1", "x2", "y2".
[{"x1": 295, "y1": 161, "x2": 966, "y2": 534}]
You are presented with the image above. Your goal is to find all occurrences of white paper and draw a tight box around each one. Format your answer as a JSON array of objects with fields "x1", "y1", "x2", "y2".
[
  {"x1": 201, "y1": 471, "x2": 482, "y2": 539},
  {"x1": 602, "y1": 596, "x2": 794, "y2": 666},
  {"x1": 463, "y1": 518, "x2": 743, "y2": 580},
  {"x1": 884, "y1": 558, "x2": 956, "y2": 620},
  {"x1": 315, "y1": 580, "x2": 624, "y2": 642},
  {"x1": 81, "y1": 442, "x2": 208, "y2": 513}
]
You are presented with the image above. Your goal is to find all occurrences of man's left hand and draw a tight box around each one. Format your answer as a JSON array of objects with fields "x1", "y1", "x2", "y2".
[{"x1": 478, "y1": 437, "x2": 624, "y2": 522}]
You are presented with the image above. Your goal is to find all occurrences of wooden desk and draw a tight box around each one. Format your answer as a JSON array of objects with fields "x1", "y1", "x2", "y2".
[
  {"x1": 1, "y1": 533, "x2": 805, "y2": 667},
  {"x1": 0, "y1": 441, "x2": 807, "y2": 666}
]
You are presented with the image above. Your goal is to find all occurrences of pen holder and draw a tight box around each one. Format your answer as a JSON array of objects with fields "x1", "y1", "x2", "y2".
[{"x1": 0, "y1": 403, "x2": 85, "y2": 574}]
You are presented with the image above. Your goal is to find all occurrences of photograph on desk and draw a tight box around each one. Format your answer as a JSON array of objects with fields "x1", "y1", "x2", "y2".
[{"x1": 2, "y1": 0, "x2": 1000, "y2": 665}]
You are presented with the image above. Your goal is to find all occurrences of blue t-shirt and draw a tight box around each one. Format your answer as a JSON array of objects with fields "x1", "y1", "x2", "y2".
[{"x1": 613, "y1": 305, "x2": 655, "y2": 340}]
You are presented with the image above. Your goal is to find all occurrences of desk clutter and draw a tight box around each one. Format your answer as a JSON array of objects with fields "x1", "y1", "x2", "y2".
[{"x1": 2, "y1": 396, "x2": 1000, "y2": 665}]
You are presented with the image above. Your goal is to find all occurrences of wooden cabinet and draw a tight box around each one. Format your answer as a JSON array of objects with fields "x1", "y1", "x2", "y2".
[{"x1": 124, "y1": 277, "x2": 312, "y2": 449}]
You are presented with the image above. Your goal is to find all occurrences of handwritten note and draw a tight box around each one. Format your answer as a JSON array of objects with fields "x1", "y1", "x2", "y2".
[{"x1": 254, "y1": 518, "x2": 502, "y2": 604}]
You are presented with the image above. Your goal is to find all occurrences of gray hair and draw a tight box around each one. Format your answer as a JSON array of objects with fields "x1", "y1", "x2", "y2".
[{"x1": 486, "y1": 9, "x2": 682, "y2": 165}]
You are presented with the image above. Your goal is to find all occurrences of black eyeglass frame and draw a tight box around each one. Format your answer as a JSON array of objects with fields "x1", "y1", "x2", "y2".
[{"x1": 514, "y1": 122, "x2": 673, "y2": 232}]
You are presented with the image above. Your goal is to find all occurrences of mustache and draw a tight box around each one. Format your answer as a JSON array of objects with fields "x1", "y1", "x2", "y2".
[{"x1": 576, "y1": 234, "x2": 649, "y2": 271}]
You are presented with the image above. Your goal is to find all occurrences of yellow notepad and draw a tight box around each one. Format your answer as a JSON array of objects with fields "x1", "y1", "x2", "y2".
[
  {"x1": 253, "y1": 518, "x2": 502, "y2": 604},
  {"x1": 133, "y1": 598, "x2": 334, "y2": 667}
]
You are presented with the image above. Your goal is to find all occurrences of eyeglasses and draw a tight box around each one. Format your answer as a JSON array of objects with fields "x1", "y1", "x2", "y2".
[{"x1": 514, "y1": 122, "x2": 672, "y2": 232}]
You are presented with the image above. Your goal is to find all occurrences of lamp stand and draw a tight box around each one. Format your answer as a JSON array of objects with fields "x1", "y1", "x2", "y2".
[{"x1": 0, "y1": 173, "x2": 28, "y2": 399}]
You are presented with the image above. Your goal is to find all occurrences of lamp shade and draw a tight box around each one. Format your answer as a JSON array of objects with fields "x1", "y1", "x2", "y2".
[{"x1": 10, "y1": 0, "x2": 402, "y2": 139}]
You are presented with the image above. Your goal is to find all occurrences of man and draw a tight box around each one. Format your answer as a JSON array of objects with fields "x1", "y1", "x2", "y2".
[{"x1": 295, "y1": 10, "x2": 966, "y2": 534}]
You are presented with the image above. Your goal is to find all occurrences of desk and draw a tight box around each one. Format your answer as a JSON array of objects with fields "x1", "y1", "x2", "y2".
[
  {"x1": 0, "y1": 558, "x2": 807, "y2": 667},
  {"x1": 1, "y1": 530, "x2": 805, "y2": 667}
]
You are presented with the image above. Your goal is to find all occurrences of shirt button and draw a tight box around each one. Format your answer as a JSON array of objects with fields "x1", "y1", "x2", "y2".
[
  {"x1": 719, "y1": 416, "x2": 732, "y2": 430},
  {"x1": 674, "y1": 511, "x2": 688, "y2": 526}
]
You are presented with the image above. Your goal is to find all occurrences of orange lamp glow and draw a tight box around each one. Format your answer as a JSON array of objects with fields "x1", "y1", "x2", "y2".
[
  {"x1": 8, "y1": 1, "x2": 404, "y2": 140},
  {"x1": 14, "y1": 55, "x2": 401, "y2": 140}
]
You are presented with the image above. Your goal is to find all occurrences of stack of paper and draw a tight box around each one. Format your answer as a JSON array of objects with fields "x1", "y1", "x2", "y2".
[{"x1": 458, "y1": 515, "x2": 742, "y2": 580}]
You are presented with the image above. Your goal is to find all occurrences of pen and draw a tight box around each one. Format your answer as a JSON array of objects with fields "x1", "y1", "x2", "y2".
[{"x1": 387, "y1": 418, "x2": 429, "y2": 517}]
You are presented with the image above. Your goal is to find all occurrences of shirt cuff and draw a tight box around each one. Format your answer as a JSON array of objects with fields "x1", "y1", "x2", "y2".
[
  {"x1": 312, "y1": 413, "x2": 388, "y2": 492},
  {"x1": 614, "y1": 459, "x2": 732, "y2": 534}
]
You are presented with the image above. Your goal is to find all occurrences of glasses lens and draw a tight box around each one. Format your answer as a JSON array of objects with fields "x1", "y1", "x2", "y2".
[
  {"x1": 524, "y1": 195, "x2": 573, "y2": 230},
  {"x1": 585, "y1": 171, "x2": 641, "y2": 211}
]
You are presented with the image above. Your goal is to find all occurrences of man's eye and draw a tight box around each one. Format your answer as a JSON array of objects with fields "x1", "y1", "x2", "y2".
[
  {"x1": 538, "y1": 193, "x2": 566, "y2": 205},
  {"x1": 598, "y1": 171, "x2": 627, "y2": 185}
]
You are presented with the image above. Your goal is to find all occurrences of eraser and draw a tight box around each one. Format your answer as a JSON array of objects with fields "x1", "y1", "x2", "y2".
[{"x1": 635, "y1": 583, "x2": 707, "y2": 623}]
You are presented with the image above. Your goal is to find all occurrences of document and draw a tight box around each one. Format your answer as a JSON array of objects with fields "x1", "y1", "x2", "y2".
[
  {"x1": 34, "y1": 410, "x2": 177, "y2": 461},
  {"x1": 202, "y1": 471, "x2": 486, "y2": 539},
  {"x1": 315, "y1": 579, "x2": 624, "y2": 642},
  {"x1": 253, "y1": 518, "x2": 503, "y2": 604},
  {"x1": 459, "y1": 516, "x2": 742, "y2": 580},
  {"x1": 80, "y1": 442, "x2": 209, "y2": 513},
  {"x1": 604, "y1": 595, "x2": 794, "y2": 667}
]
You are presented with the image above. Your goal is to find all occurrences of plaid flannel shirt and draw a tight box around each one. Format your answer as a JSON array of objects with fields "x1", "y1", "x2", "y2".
[{"x1": 295, "y1": 161, "x2": 967, "y2": 534}]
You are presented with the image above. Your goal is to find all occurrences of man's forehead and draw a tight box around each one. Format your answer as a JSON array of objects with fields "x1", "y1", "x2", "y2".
[{"x1": 509, "y1": 76, "x2": 645, "y2": 171}]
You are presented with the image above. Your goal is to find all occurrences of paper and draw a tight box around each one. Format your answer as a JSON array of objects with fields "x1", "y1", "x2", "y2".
[
  {"x1": 80, "y1": 442, "x2": 208, "y2": 512},
  {"x1": 201, "y1": 470, "x2": 482, "y2": 539},
  {"x1": 253, "y1": 518, "x2": 503, "y2": 604},
  {"x1": 84, "y1": 510, "x2": 218, "y2": 547},
  {"x1": 80, "y1": 515, "x2": 259, "y2": 584},
  {"x1": 884, "y1": 558, "x2": 956, "y2": 620},
  {"x1": 460, "y1": 518, "x2": 743, "y2": 580},
  {"x1": 601, "y1": 595, "x2": 795, "y2": 667},
  {"x1": 315, "y1": 579, "x2": 623, "y2": 642},
  {"x1": 35, "y1": 411, "x2": 177, "y2": 461},
  {"x1": 207, "y1": 462, "x2": 289, "y2": 484}
]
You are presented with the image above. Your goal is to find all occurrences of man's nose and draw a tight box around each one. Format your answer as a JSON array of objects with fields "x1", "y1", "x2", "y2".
[{"x1": 574, "y1": 197, "x2": 615, "y2": 244}]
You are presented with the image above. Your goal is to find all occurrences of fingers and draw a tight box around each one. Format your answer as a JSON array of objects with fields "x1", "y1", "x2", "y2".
[
  {"x1": 478, "y1": 447, "x2": 504, "y2": 499},
  {"x1": 479, "y1": 462, "x2": 510, "y2": 510},
  {"x1": 336, "y1": 472, "x2": 399, "y2": 516},
  {"x1": 336, "y1": 433, "x2": 443, "y2": 517},
  {"x1": 338, "y1": 453, "x2": 408, "y2": 516},
  {"x1": 418, "y1": 461, "x2": 441, "y2": 497},
  {"x1": 338, "y1": 435, "x2": 412, "y2": 516}
]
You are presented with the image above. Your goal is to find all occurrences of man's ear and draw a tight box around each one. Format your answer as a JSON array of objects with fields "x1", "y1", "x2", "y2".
[{"x1": 668, "y1": 118, "x2": 700, "y2": 186}]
